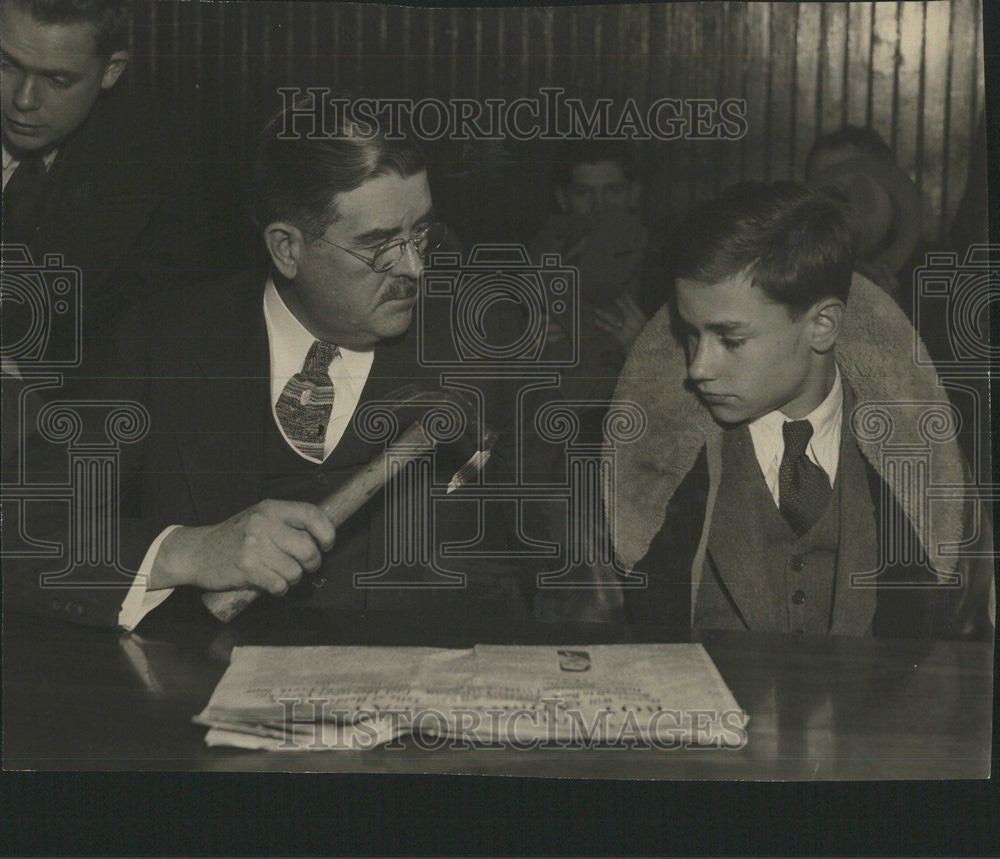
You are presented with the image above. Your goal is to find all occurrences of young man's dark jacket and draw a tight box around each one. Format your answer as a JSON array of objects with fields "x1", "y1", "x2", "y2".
[
  {"x1": 2, "y1": 85, "x2": 209, "y2": 353},
  {"x1": 603, "y1": 274, "x2": 994, "y2": 641}
]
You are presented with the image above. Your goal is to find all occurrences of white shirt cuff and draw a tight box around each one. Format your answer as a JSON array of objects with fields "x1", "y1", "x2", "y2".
[{"x1": 117, "y1": 525, "x2": 182, "y2": 631}]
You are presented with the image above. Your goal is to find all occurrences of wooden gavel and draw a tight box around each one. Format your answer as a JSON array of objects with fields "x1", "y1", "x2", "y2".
[{"x1": 201, "y1": 387, "x2": 497, "y2": 623}]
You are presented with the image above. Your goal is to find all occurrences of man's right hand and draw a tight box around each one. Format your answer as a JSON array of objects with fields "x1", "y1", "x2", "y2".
[{"x1": 149, "y1": 500, "x2": 336, "y2": 594}]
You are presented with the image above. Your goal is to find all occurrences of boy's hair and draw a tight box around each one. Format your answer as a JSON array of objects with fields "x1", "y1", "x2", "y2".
[
  {"x1": 551, "y1": 140, "x2": 635, "y2": 187},
  {"x1": 673, "y1": 181, "x2": 856, "y2": 317},
  {"x1": 252, "y1": 94, "x2": 426, "y2": 239},
  {"x1": 9, "y1": 0, "x2": 132, "y2": 56}
]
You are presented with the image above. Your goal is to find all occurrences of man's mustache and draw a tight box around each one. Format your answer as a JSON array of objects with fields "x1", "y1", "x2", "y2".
[{"x1": 377, "y1": 278, "x2": 419, "y2": 305}]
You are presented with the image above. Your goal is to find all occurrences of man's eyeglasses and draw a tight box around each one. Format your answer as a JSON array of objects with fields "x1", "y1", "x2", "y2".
[{"x1": 313, "y1": 222, "x2": 448, "y2": 273}]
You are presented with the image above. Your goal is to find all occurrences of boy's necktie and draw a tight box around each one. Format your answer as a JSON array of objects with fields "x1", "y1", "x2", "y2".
[
  {"x1": 778, "y1": 419, "x2": 832, "y2": 535},
  {"x1": 275, "y1": 340, "x2": 340, "y2": 460}
]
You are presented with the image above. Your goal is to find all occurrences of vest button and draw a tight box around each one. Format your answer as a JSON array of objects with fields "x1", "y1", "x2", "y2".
[
  {"x1": 790, "y1": 556, "x2": 804, "y2": 572},
  {"x1": 791, "y1": 589, "x2": 806, "y2": 605},
  {"x1": 315, "y1": 473, "x2": 329, "y2": 487}
]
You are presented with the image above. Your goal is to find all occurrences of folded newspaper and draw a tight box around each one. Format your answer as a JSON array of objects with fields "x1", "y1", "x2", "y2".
[{"x1": 194, "y1": 644, "x2": 749, "y2": 750}]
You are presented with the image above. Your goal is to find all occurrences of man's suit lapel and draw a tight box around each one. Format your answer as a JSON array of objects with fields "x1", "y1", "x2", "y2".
[
  {"x1": 329, "y1": 321, "x2": 436, "y2": 465},
  {"x1": 706, "y1": 428, "x2": 784, "y2": 630},
  {"x1": 175, "y1": 276, "x2": 269, "y2": 525}
]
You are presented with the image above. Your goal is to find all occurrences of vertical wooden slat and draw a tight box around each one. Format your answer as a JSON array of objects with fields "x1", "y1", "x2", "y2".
[
  {"x1": 743, "y1": 2, "x2": 771, "y2": 182},
  {"x1": 193, "y1": 0, "x2": 204, "y2": 113},
  {"x1": 355, "y1": 4, "x2": 365, "y2": 90},
  {"x1": 169, "y1": 1, "x2": 180, "y2": 101},
  {"x1": 283, "y1": 2, "x2": 295, "y2": 86},
  {"x1": 215, "y1": 2, "x2": 226, "y2": 152},
  {"x1": 820, "y1": 1, "x2": 848, "y2": 133},
  {"x1": 646, "y1": 2, "x2": 672, "y2": 228},
  {"x1": 327, "y1": 3, "x2": 347, "y2": 90},
  {"x1": 795, "y1": 3, "x2": 822, "y2": 180},
  {"x1": 870, "y1": 1, "x2": 898, "y2": 147},
  {"x1": 448, "y1": 8, "x2": 459, "y2": 97},
  {"x1": 719, "y1": 1, "x2": 748, "y2": 191},
  {"x1": 615, "y1": 6, "x2": 627, "y2": 103},
  {"x1": 846, "y1": 2, "x2": 874, "y2": 128},
  {"x1": 767, "y1": 2, "x2": 797, "y2": 181},
  {"x1": 945, "y1": 0, "x2": 980, "y2": 230},
  {"x1": 667, "y1": 4, "x2": 697, "y2": 215},
  {"x1": 307, "y1": 2, "x2": 318, "y2": 85},
  {"x1": 147, "y1": 0, "x2": 158, "y2": 84},
  {"x1": 922, "y1": 1, "x2": 952, "y2": 240},
  {"x1": 896, "y1": 1, "x2": 924, "y2": 187},
  {"x1": 698, "y1": 2, "x2": 726, "y2": 200},
  {"x1": 258, "y1": 2, "x2": 271, "y2": 98}
]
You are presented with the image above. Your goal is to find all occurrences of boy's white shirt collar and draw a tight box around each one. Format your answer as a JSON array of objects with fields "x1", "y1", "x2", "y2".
[{"x1": 747, "y1": 364, "x2": 843, "y2": 505}]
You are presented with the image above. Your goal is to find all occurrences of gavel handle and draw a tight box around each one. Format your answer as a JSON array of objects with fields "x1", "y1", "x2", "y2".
[{"x1": 201, "y1": 421, "x2": 435, "y2": 623}]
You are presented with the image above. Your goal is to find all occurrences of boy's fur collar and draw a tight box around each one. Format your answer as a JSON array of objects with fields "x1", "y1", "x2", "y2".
[{"x1": 607, "y1": 273, "x2": 967, "y2": 575}]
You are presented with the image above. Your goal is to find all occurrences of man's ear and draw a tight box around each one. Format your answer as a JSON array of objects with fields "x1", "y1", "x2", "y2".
[
  {"x1": 263, "y1": 222, "x2": 304, "y2": 279},
  {"x1": 100, "y1": 50, "x2": 129, "y2": 90},
  {"x1": 554, "y1": 186, "x2": 569, "y2": 214},
  {"x1": 808, "y1": 297, "x2": 845, "y2": 353}
]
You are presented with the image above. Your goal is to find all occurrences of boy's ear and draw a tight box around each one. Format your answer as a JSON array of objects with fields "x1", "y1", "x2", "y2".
[{"x1": 808, "y1": 298, "x2": 845, "y2": 353}]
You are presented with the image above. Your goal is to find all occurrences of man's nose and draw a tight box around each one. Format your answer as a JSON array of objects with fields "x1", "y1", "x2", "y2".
[
  {"x1": 393, "y1": 241, "x2": 424, "y2": 279},
  {"x1": 12, "y1": 74, "x2": 41, "y2": 112}
]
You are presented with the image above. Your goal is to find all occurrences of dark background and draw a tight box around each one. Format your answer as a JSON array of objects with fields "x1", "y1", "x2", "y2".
[{"x1": 119, "y1": 0, "x2": 987, "y2": 263}]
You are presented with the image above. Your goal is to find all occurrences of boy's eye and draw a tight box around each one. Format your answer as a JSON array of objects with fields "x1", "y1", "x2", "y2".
[{"x1": 721, "y1": 337, "x2": 747, "y2": 350}]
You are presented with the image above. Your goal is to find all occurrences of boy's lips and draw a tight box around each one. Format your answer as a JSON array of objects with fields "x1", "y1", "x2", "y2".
[{"x1": 699, "y1": 391, "x2": 736, "y2": 404}]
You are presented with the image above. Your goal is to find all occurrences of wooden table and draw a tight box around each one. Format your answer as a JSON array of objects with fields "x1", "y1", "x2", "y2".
[{"x1": 3, "y1": 608, "x2": 993, "y2": 778}]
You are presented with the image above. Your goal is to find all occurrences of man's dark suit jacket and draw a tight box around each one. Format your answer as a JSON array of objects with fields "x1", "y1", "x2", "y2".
[
  {"x1": 3, "y1": 270, "x2": 566, "y2": 629},
  {"x1": 2, "y1": 85, "x2": 210, "y2": 360}
]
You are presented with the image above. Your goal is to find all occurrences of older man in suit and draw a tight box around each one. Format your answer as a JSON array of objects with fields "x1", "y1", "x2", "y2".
[{"x1": 4, "y1": 96, "x2": 565, "y2": 631}]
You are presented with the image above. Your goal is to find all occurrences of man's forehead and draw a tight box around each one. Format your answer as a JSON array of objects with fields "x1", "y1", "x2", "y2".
[{"x1": 332, "y1": 170, "x2": 431, "y2": 235}]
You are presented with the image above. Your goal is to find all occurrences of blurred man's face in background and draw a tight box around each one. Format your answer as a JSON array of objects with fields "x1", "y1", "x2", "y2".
[
  {"x1": 556, "y1": 159, "x2": 639, "y2": 218},
  {"x1": 0, "y1": 0, "x2": 127, "y2": 155}
]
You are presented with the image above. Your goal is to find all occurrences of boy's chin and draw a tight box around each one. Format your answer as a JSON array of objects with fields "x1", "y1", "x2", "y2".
[{"x1": 704, "y1": 400, "x2": 744, "y2": 423}]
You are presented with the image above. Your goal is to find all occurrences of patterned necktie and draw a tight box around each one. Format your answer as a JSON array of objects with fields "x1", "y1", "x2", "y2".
[
  {"x1": 778, "y1": 419, "x2": 832, "y2": 535},
  {"x1": 275, "y1": 340, "x2": 340, "y2": 459}
]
